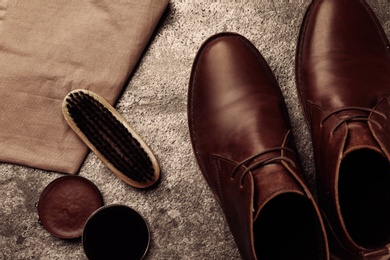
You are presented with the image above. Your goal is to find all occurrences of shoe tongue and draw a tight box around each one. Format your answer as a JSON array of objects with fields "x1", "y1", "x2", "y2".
[
  {"x1": 343, "y1": 121, "x2": 382, "y2": 156},
  {"x1": 251, "y1": 163, "x2": 304, "y2": 222}
]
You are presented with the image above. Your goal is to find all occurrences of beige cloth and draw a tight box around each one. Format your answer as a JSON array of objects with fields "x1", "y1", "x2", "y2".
[{"x1": 0, "y1": 0, "x2": 168, "y2": 174}]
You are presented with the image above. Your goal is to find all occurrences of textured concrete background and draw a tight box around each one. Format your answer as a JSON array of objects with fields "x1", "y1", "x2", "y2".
[{"x1": 1, "y1": 0, "x2": 390, "y2": 259}]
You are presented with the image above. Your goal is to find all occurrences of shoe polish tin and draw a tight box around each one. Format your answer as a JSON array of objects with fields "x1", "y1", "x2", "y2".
[
  {"x1": 36, "y1": 175, "x2": 103, "y2": 239},
  {"x1": 82, "y1": 204, "x2": 150, "y2": 260}
]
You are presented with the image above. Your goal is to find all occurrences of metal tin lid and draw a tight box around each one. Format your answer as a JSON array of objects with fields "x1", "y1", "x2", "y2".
[
  {"x1": 82, "y1": 204, "x2": 150, "y2": 260},
  {"x1": 37, "y1": 175, "x2": 103, "y2": 239}
]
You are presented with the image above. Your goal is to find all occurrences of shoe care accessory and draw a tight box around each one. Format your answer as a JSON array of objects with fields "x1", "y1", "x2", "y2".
[
  {"x1": 37, "y1": 176, "x2": 150, "y2": 259},
  {"x1": 82, "y1": 204, "x2": 150, "y2": 260},
  {"x1": 62, "y1": 89, "x2": 160, "y2": 189},
  {"x1": 36, "y1": 175, "x2": 103, "y2": 239}
]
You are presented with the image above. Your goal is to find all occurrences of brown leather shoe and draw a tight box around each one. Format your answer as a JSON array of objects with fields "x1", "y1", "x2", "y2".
[
  {"x1": 189, "y1": 32, "x2": 329, "y2": 260},
  {"x1": 296, "y1": 0, "x2": 390, "y2": 258}
]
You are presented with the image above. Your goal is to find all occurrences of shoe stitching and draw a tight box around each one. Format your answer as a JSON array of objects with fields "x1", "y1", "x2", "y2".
[{"x1": 210, "y1": 155, "x2": 226, "y2": 213}]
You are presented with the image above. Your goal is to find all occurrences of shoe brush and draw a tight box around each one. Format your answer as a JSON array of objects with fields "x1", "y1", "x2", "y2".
[{"x1": 62, "y1": 89, "x2": 160, "y2": 189}]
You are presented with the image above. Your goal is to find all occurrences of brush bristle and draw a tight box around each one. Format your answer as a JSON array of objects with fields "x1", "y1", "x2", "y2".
[{"x1": 63, "y1": 90, "x2": 159, "y2": 187}]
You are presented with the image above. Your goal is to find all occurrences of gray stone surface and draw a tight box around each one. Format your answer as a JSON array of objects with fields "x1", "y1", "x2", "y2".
[{"x1": 1, "y1": 0, "x2": 390, "y2": 259}]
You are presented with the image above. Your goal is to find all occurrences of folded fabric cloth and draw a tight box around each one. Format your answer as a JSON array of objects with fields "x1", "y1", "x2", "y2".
[{"x1": 0, "y1": 0, "x2": 168, "y2": 174}]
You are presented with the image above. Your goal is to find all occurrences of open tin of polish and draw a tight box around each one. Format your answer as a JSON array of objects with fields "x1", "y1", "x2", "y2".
[
  {"x1": 36, "y1": 175, "x2": 103, "y2": 239},
  {"x1": 82, "y1": 204, "x2": 150, "y2": 260}
]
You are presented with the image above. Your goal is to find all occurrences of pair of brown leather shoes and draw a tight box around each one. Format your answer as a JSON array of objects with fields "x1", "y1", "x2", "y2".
[{"x1": 188, "y1": 0, "x2": 390, "y2": 259}]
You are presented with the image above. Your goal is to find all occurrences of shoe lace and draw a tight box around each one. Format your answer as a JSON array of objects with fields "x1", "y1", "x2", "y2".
[
  {"x1": 321, "y1": 106, "x2": 387, "y2": 134},
  {"x1": 230, "y1": 147, "x2": 297, "y2": 186}
]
